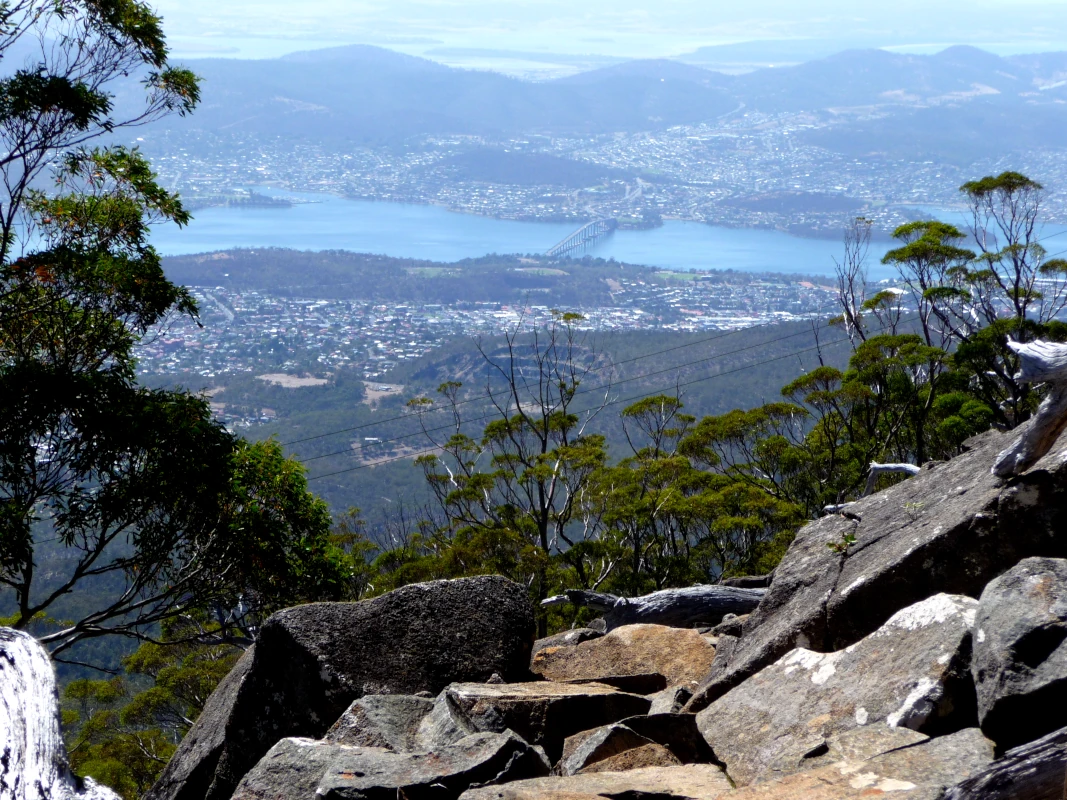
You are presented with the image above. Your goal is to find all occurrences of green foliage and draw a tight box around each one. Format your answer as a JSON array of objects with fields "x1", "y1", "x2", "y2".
[
  {"x1": 62, "y1": 615, "x2": 241, "y2": 799},
  {"x1": 0, "y1": 0, "x2": 349, "y2": 664}
]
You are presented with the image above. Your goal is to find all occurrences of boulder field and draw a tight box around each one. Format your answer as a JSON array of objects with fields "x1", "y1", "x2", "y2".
[{"x1": 9, "y1": 426, "x2": 1067, "y2": 798}]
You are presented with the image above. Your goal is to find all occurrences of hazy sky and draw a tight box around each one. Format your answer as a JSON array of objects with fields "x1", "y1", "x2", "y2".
[{"x1": 150, "y1": 0, "x2": 1067, "y2": 59}]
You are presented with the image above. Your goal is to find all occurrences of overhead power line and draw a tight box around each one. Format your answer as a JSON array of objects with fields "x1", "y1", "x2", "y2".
[
  {"x1": 280, "y1": 303, "x2": 844, "y2": 447},
  {"x1": 295, "y1": 313, "x2": 850, "y2": 465},
  {"x1": 305, "y1": 327, "x2": 872, "y2": 482},
  {"x1": 282, "y1": 229, "x2": 1067, "y2": 452}
]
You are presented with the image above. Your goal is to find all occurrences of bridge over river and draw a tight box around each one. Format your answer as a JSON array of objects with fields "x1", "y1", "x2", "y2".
[{"x1": 546, "y1": 217, "x2": 617, "y2": 258}]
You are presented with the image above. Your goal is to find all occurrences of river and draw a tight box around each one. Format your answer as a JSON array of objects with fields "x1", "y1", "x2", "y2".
[{"x1": 148, "y1": 190, "x2": 1067, "y2": 282}]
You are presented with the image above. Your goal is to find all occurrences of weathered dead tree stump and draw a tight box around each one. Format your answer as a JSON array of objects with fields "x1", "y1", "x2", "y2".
[
  {"x1": 994, "y1": 339, "x2": 1067, "y2": 478},
  {"x1": 542, "y1": 585, "x2": 765, "y2": 631},
  {"x1": 822, "y1": 462, "x2": 922, "y2": 515}
]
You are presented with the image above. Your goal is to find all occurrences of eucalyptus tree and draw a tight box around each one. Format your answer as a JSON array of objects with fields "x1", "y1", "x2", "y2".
[
  {"x1": 411, "y1": 312, "x2": 610, "y2": 632},
  {"x1": 0, "y1": 0, "x2": 346, "y2": 659}
]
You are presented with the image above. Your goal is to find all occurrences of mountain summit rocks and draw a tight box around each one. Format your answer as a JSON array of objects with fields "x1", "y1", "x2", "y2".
[
  {"x1": 145, "y1": 576, "x2": 535, "y2": 800},
  {"x1": 696, "y1": 594, "x2": 980, "y2": 786},
  {"x1": 687, "y1": 428, "x2": 1067, "y2": 714},
  {"x1": 8, "y1": 415, "x2": 1058, "y2": 800}
]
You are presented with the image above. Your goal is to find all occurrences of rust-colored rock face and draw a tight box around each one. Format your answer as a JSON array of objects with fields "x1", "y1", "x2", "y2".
[{"x1": 532, "y1": 624, "x2": 716, "y2": 689}]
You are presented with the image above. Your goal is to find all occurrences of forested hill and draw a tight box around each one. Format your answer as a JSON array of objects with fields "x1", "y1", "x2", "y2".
[
  {"x1": 160, "y1": 249, "x2": 831, "y2": 306},
  {"x1": 161, "y1": 319, "x2": 853, "y2": 529},
  {"x1": 139, "y1": 44, "x2": 1067, "y2": 161}
]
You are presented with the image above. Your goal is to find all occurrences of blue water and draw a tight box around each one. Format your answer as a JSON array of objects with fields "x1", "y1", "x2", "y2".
[
  {"x1": 150, "y1": 189, "x2": 900, "y2": 279},
  {"x1": 152, "y1": 190, "x2": 1067, "y2": 281}
]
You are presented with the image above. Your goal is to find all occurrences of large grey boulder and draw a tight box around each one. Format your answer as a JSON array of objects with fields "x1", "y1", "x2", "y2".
[
  {"x1": 231, "y1": 731, "x2": 550, "y2": 800},
  {"x1": 146, "y1": 576, "x2": 535, "y2": 800},
  {"x1": 972, "y1": 556, "x2": 1067, "y2": 749},
  {"x1": 688, "y1": 428, "x2": 1067, "y2": 712},
  {"x1": 696, "y1": 594, "x2": 979, "y2": 786},
  {"x1": 0, "y1": 628, "x2": 120, "y2": 800},
  {"x1": 426, "y1": 682, "x2": 651, "y2": 762}
]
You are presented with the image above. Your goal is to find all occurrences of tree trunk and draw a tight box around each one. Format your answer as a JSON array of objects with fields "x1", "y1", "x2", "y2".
[
  {"x1": 994, "y1": 340, "x2": 1067, "y2": 477},
  {"x1": 0, "y1": 627, "x2": 120, "y2": 799},
  {"x1": 542, "y1": 585, "x2": 765, "y2": 631}
]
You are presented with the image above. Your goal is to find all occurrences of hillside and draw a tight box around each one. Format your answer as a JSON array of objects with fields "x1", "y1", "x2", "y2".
[{"x1": 142, "y1": 44, "x2": 1067, "y2": 160}]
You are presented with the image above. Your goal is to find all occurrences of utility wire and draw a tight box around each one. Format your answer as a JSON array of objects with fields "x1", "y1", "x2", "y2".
[
  {"x1": 280, "y1": 228, "x2": 1067, "y2": 450},
  {"x1": 280, "y1": 303, "x2": 844, "y2": 447},
  {"x1": 295, "y1": 314, "x2": 849, "y2": 464},
  {"x1": 306, "y1": 327, "x2": 869, "y2": 482}
]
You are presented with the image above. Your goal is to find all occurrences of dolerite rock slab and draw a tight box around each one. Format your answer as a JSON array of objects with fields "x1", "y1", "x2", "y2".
[
  {"x1": 558, "y1": 724, "x2": 658, "y2": 776},
  {"x1": 0, "y1": 628, "x2": 120, "y2": 800},
  {"x1": 559, "y1": 715, "x2": 715, "y2": 776},
  {"x1": 531, "y1": 624, "x2": 715, "y2": 689},
  {"x1": 324, "y1": 695, "x2": 434, "y2": 751},
  {"x1": 972, "y1": 556, "x2": 1067, "y2": 749},
  {"x1": 943, "y1": 724, "x2": 1067, "y2": 800},
  {"x1": 647, "y1": 685, "x2": 692, "y2": 714},
  {"x1": 728, "y1": 728, "x2": 993, "y2": 800},
  {"x1": 437, "y1": 682, "x2": 651, "y2": 762},
  {"x1": 621, "y1": 714, "x2": 717, "y2": 765},
  {"x1": 580, "y1": 743, "x2": 680, "y2": 773},
  {"x1": 696, "y1": 594, "x2": 979, "y2": 787},
  {"x1": 231, "y1": 731, "x2": 550, "y2": 800},
  {"x1": 688, "y1": 428, "x2": 1067, "y2": 712},
  {"x1": 146, "y1": 576, "x2": 535, "y2": 800},
  {"x1": 459, "y1": 765, "x2": 733, "y2": 800}
]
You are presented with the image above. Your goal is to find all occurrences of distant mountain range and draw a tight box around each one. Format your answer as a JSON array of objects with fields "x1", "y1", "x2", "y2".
[{"x1": 154, "y1": 44, "x2": 1067, "y2": 161}]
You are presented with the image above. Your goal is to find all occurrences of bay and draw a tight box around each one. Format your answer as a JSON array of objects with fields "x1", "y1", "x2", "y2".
[{"x1": 151, "y1": 189, "x2": 903, "y2": 279}]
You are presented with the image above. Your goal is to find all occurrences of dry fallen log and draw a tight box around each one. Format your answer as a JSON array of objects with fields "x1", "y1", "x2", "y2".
[
  {"x1": 994, "y1": 340, "x2": 1067, "y2": 478},
  {"x1": 541, "y1": 585, "x2": 765, "y2": 631},
  {"x1": 942, "y1": 724, "x2": 1067, "y2": 799},
  {"x1": 822, "y1": 462, "x2": 922, "y2": 515},
  {"x1": 863, "y1": 461, "x2": 921, "y2": 496}
]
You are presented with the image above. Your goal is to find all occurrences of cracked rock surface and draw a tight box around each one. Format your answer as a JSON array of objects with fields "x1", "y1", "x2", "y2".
[
  {"x1": 688, "y1": 428, "x2": 1067, "y2": 713},
  {"x1": 972, "y1": 557, "x2": 1067, "y2": 749},
  {"x1": 146, "y1": 576, "x2": 535, "y2": 800},
  {"x1": 696, "y1": 593, "x2": 980, "y2": 786}
]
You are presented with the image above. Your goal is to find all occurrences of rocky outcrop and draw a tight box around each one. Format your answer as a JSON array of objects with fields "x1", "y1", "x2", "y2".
[
  {"x1": 146, "y1": 576, "x2": 535, "y2": 800},
  {"x1": 428, "y1": 682, "x2": 651, "y2": 762},
  {"x1": 943, "y1": 724, "x2": 1067, "y2": 800},
  {"x1": 459, "y1": 764, "x2": 734, "y2": 800},
  {"x1": 688, "y1": 428, "x2": 1067, "y2": 712},
  {"x1": 531, "y1": 624, "x2": 716, "y2": 691},
  {"x1": 696, "y1": 594, "x2": 979, "y2": 786},
  {"x1": 231, "y1": 732, "x2": 550, "y2": 800},
  {"x1": 135, "y1": 420, "x2": 1067, "y2": 800},
  {"x1": 0, "y1": 628, "x2": 120, "y2": 800},
  {"x1": 727, "y1": 727, "x2": 993, "y2": 800},
  {"x1": 971, "y1": 556, "x2": 1067, "y2": 749}
]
